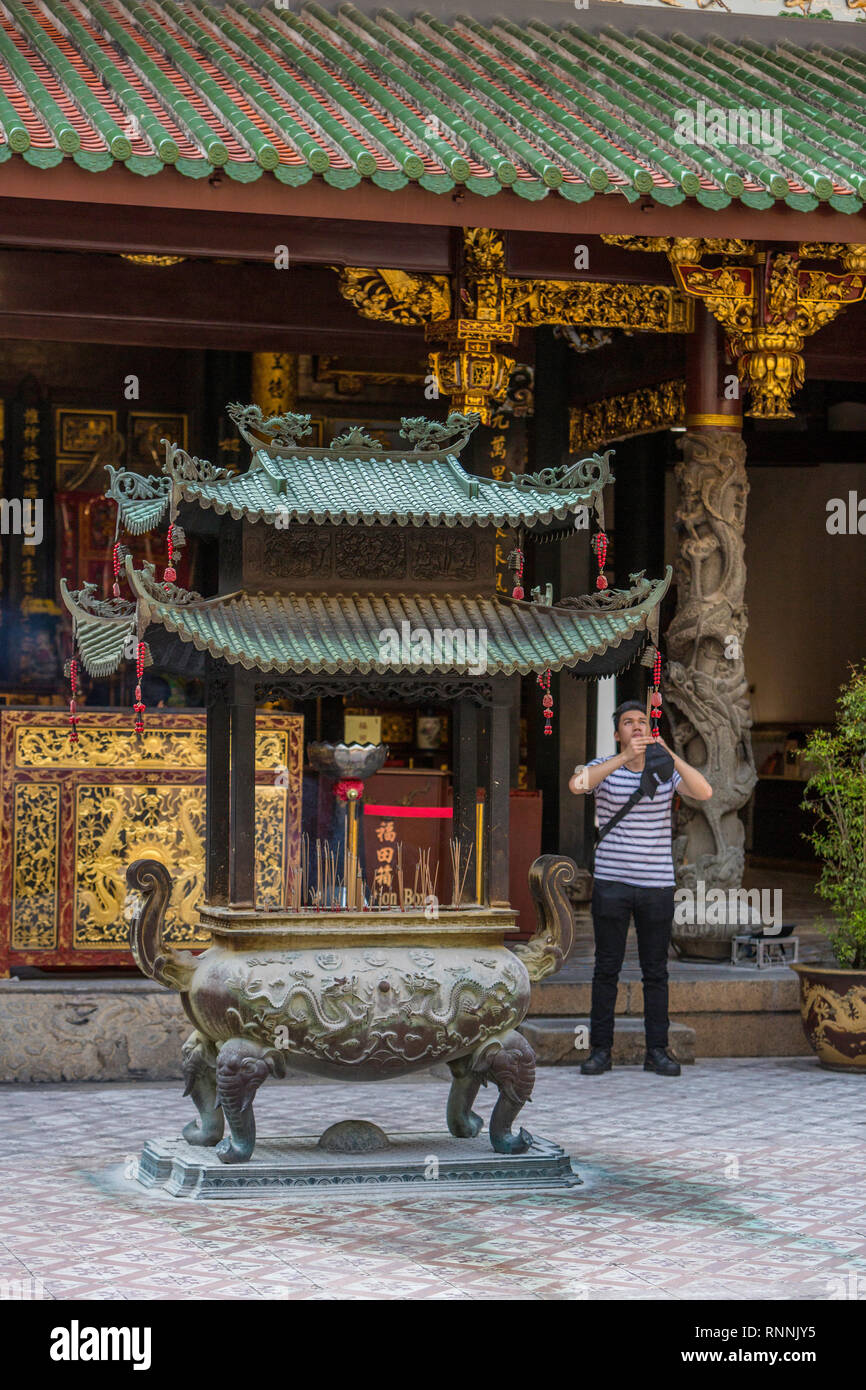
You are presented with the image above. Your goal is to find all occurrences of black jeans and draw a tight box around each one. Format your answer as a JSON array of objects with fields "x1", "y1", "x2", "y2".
[{"x1": 590, "y1": 879, "x2": 675, "y2": 1051}]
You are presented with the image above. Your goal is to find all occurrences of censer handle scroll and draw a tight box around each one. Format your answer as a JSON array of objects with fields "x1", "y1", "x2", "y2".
[
  {"x1": 512, "y1": 854, "x2": 580, "y2": 983},
  {"x1": 126, "y1": 858, "x2": 196, "y2": 992}
]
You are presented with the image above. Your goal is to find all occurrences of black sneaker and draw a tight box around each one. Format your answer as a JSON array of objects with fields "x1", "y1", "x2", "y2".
[
  {"x1": 644, "y1": 1047, "x2": 681, "y2": 1076},
  {"x1": 580, "y1": 1047, "x2": 612, "y2": 1075}
]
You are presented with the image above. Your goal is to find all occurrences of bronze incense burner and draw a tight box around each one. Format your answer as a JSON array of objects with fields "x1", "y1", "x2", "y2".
[{"x1": 128, "y1": 855, "x2": 577, "y2": 1163}]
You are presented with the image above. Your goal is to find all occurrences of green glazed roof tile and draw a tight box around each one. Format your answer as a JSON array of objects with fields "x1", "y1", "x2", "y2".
[
  {"x1": 173, "y1": 441, "x2": 614, "y2": 530},
  {"x1": 0, "y1": 1, "x2": 860, "y2": 208},
  {"x1": 115, "y1": 568, "x2": 672, "y2": 677}
]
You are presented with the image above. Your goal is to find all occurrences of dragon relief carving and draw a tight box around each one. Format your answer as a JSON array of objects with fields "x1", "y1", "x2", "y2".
[
  {"x1": 398, "y1": 412, "x2": 481, "y2": 452},
  {"x1": 558, "y1": 571, "x2": 656, "y2": 613},
  {"x1": 513, "y1": 450, "x2": 612, "y2": 493},
  {"x1": 336, "y1": 266, "x2": 452, "y2": 325},
  {"x1": 666, "y1": 431, "x2": 757, "y2": 916},
  {"x1": 218, "y1": 954, "x2": 526, "y2": 1071},
  {"x1": 227, "y1": 403, "x2": 312, "y2": 452}
]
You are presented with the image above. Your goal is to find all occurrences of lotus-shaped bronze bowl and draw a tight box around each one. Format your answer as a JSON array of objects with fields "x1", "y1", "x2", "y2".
[{"x1": 307, "y1": 741, "x2": 388, "y2": 781}]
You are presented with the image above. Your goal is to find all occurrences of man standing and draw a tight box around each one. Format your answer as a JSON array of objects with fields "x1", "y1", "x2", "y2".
[{"x1": 569, "y1": 700, "x2": 713, "y2": 1077}]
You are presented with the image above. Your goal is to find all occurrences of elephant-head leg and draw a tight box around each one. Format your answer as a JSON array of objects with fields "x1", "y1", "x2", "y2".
[
  {"x1": 181, "y1": 1031, "x2": 224, "y2": 1147},
  {"x1": 215, "y1": 1037, "x2": 285, "y2": 1165},
  {"x1": 446, "y1": 1054, "x2": 484, "y2": 1139},
  {"x1": 474, "y1": 1030, "x2": 536, "y2": 1155}
]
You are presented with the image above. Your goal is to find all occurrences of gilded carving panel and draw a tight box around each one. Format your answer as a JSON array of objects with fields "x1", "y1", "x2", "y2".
[
  {"x1": 1, "y1": 710, "x2": 303, "y2": 968},
  {"x1": 12, "y1": 783, "x2": 59, "y2": 950}
]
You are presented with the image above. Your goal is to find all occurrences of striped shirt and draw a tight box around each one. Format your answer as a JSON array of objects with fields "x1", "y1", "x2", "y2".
[{"x1": 587, "y1": 756, "x2": 682, "y2": 888}]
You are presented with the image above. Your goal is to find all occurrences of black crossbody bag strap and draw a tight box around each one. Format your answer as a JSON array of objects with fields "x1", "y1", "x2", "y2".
[{"x1": 596, "y1": 786, "x2": 645, "y2": 844}]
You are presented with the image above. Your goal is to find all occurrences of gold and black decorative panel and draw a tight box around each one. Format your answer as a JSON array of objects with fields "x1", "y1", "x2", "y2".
[
  {"x1": 11, "y1": 782, "x2": 59, "y2": 952},
  {"x1": 0, "y1": 710, "x2": 302, "y2": 972}
]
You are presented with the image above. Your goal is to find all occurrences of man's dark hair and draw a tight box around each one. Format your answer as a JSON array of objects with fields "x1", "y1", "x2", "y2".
[{"x1": 612, "y1": 699, "x2": 646, "y2": 733}]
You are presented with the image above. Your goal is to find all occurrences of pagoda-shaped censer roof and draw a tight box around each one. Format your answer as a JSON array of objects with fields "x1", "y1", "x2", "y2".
[
  {"x1": 163, "y1": 408, "x2": 611, "y2": 531},
  {"x1": 110, "y1": 562, "x2": 671, "y2": 679},
  {"x1": 59, "y1": 407, "x2": 672, "y2": 686}
]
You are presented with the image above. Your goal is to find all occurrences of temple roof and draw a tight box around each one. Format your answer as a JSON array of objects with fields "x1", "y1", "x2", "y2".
[
  {"x1": 2, "y1": 1, "x2": 862, "y2": 212},
  {"x1": 61, "y1": 564, "x2": 672, "y2": 679},
  {"x1": 169, "y1": 439, "x2": 612, "y2": 529}
]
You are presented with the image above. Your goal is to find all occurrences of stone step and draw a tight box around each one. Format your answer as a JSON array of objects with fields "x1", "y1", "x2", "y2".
[
  {"x1": 520, "y1": 1016, "x2": 696, "y2": 1066},
  {"x1": 529, "y1": 972, "x2": 810, "y2": 1058}
]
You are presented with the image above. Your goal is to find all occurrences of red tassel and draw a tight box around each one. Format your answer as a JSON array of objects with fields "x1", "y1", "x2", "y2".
[
  {"x1": 68, "y1": 658, "x2": 80, "y2": 743},
  {"x1": 163, "y1": 525, "x2": 176, "y2": 586},
  {"x1": 537, "y1": 668, "x2": 553, "y2": 736},
  {"x1": 510, "y1": 547, "x2": 524, "y2": 601},
  {"x1": 134, "y1": 643, "x2": 146, "y2": 733},
  {"x1": 112, "y1": 542, "x2": 121, "y2": 599},
  {"x1": 650, "y1": 650, "x2": 663, "y2": 739},
  {"x1": 593, "y1": 531, "x2": 609, "y2": 591}
]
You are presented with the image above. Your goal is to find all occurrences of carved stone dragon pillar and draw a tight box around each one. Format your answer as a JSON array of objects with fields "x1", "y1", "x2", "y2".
[{"x1": 665, "y1": 427, "x2": 757, "y2": 933}]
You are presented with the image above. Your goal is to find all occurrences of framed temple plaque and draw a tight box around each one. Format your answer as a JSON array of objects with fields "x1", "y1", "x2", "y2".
[{"x1": 128, "y1": 412, "x2": 188, "y2": 475}]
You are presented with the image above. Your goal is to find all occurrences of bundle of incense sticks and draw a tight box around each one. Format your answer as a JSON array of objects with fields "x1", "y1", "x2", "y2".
[
  {"x1": 286, "y1": 832, "x2": 312, "y2": 911},
  {"x1": 449, "y1": 837, "x2": 474, "y2": 907},
  {"x1": 414, "y1": 846, "x2": 437, "y2": 905},
  {"x1": 396, "y1": 842, "x2": 404, "y2": 911}
]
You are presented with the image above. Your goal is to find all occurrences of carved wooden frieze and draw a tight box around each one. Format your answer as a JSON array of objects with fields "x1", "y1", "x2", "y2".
[
  {"x1": 243, "y1": 522, "x2": 495, "y2": 591},
  {"x1": 335, "y1": 529, "x2": 406, "y2": 578},
  {"x1": 407, "y1": 532, "x2": 477, "y2": 580},
  {"x1": 244, "y1": 524, "x2": 332, "y2": 582}
]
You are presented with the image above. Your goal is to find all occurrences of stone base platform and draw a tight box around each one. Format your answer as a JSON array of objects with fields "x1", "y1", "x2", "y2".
[
  {"x1": 135, "y1": 1131, "x2": 581, "y2": 1198},
  {"x1": 520, "y1": 1016, "x2": 696, "y2": 1065}
]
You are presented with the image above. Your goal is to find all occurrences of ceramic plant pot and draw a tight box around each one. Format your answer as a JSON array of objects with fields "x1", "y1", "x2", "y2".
[
  {"x1": 791, "y1": 964, "x2": 866, "y2": 1073},
  {"x1": 127, "y1": 855, "x2": 577, "y2": 1164}
]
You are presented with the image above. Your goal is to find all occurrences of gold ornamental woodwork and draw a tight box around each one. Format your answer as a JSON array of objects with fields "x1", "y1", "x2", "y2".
[
  {"x1": 335, "y1": 266, "x2": 452, "y2": 324},
  {"x1": 799, "y1": 243, "x2": 866, "y2": 273},
  {"x1": 425, "y1": 320, "x2": 517, "y2": 425},
  {"x1": 336, "y1": 229, "x2": 693, "y2": 419},
  {"x1": 463, "y1": 229, "x2": 692, "y2": 331},
  {"x1": 498, "y1": 279, "x2": 693, "y2": 332},
  {"x1": 119, "y1": 254, "x2": 186, "y2": 267},
  {"x1": 569, "y1": 379, "x2": 686, "y2": 454},
  {"x1": 675, "y1": 251, "x2": 866, "y2": 419},
  {"x1": 0, "y1": 710, "x2": 303, "y2": 969},
  {"x1": 12, "y1": 783, "x2": 59, "y2": 951},
  {"x1": 603, "y1": 235, "x2": 756, "y2": 260},
  {"x1": 606, "y1": 236, "x2": 866, "y2": 419}
]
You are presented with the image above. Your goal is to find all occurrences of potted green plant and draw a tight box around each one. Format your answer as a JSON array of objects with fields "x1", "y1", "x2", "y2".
[{"x1": 794, "y1": 662, "x2": 866, "y2": 1072}]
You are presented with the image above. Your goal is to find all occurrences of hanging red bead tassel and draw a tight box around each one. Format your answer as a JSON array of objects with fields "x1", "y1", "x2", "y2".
[
  {"x1": 163, "y1": 524, "x2": 177, "y2": 586},
  {"x1": 511, "y1": 547, "x2": 524, "y2": 601},
  {"x1": 112, "y1": 542, "x2": 122, "y2": 599},
  {"x1": 134, "y1": 641, "x2": 146, "y2": 734},
  {"x1": 537, "y1": 668, "x2": 553, "y2": 737},
  {"x1": 592, "y1": 530, "x2": 609, "y2": 591},
  {"x1": 68, "y1": 658, "x2": 80, "y2": 743},
  {"x1": 650, "y1": 649, "x2": 663, "y2": 740},
  {"x1": 507, "y1": 544, "x2": 525, "y2": 601}
]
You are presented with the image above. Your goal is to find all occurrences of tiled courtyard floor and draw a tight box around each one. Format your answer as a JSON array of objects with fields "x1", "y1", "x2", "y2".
[{"x1": 1, "y1": 1058, "x2": 864, "y2": 1301}]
